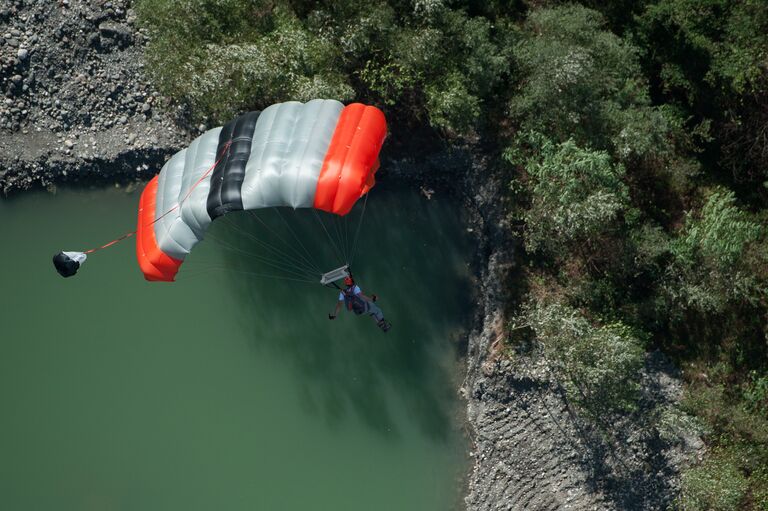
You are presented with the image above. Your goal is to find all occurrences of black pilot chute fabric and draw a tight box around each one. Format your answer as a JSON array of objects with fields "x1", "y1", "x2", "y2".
[{"x1": 53, "y1": 252, "x2": 81, "y2": 278}]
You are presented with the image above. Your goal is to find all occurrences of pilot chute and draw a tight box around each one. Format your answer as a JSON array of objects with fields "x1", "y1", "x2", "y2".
[{"x1": 136, "y1": 99, "x2": 387, "y2": 282}]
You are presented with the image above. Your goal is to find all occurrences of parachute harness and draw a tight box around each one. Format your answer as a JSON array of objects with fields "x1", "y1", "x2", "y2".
[{"x1": 82, "y1": 140, "x2": 233, "y2": 255}]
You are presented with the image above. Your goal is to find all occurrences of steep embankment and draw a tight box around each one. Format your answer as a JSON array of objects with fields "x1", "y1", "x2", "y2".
[
  {"x1": 1, "y1": 2, "x2": 699, "y2": 510},
  {"x1": 459, "y1": 166, "x2": 703, "y2": 510}
]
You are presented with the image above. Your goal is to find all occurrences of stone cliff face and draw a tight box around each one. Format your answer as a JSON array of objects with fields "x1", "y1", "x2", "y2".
[{"x1": 1, "y1": 3, "x2": 697, "y2": 509}]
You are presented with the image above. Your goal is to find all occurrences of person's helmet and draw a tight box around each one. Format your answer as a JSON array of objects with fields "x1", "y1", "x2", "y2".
[{"x1": 344, "y1": 276, "x2": 354, "y2": 286}]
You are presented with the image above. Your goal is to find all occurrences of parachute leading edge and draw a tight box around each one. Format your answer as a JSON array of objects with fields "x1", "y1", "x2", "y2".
[{"x1": 136, "y1": 100, "x2": 387, "y2": 282}]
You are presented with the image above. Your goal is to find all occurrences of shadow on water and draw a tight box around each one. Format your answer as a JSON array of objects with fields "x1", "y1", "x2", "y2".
[{"x1": 184, "y1": 183, "x2": 473, "y2": 444}]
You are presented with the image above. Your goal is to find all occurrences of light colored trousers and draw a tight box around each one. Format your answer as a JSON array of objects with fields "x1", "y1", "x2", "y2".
[{"x1": 365, "y1": 301, "x2": 385, "y2": 322}]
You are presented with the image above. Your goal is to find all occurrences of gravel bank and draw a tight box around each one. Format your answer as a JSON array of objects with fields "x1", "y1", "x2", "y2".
[{"x1": 0, "y1": 0, "x2": 186, "y2": 193}]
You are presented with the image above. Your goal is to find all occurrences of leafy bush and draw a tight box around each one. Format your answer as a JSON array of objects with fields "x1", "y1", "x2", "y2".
[
  {"x1": 665, "y1": 188, "x2": 765, "y2": 312},
  {"x1": 424, "y1": 72, "x2": 481, "y2": 135},
  {"x1": 519, "y1": 299, "x2": 644, "y2": 415},
  {"x1": 674, "y1": 189, "x2": 762, "y2": 269},
  {"x1": 743, "y1": 371, "x2": 768, "y2": 414},
  {"x1": 137, "y1": 2, "x2": 353, "y2": 122},
  {"x1": 517, "y1": 137, "x2": 629, "y2": 257},
  {"x1": 680, "y1": 447, "x2": 749, "y2": 511}
]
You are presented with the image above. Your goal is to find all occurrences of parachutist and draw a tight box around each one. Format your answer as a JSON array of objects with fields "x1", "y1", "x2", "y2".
[{"x1": 331, "y1": 276, "x2": 392, "y2": 332}]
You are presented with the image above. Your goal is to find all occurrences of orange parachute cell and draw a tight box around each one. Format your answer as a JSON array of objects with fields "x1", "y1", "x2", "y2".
[{"x1": 136, "y1": 175, "x2": 183, "y2": 282}]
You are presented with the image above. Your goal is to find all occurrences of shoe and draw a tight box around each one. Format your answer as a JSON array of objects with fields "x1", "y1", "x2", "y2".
[{"x1": 377, "y1": 319, "x2": 391, "y2": 332}]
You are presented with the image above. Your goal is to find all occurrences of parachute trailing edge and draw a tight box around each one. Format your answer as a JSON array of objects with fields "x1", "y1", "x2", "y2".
[{"x1": 136, "y1": 99, "x2": 387, "y2": 282}]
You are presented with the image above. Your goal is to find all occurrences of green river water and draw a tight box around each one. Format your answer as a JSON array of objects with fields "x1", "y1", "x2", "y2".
[{"x1": 0, "y1": 182, "x2": 473, "y2": 511}]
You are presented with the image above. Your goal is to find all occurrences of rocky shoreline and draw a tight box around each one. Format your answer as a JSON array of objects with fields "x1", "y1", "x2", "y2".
[
  {"x1": 1, "y1": 2, "x2": 698, "y2": 510},
  {"x1": 0, "y1": 0, "x2": 186, "y2": 193},
  {"x1": 461, "y1": 256, "x2": 701, "y2": 510},
  {"x1": 406, "y1": 147, "x2": 689, "y2": 510}
]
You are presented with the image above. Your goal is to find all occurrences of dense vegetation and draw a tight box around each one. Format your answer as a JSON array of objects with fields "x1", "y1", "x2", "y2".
[{"x1": 136, "y1": 0, "x2": 767, "y2": 508}]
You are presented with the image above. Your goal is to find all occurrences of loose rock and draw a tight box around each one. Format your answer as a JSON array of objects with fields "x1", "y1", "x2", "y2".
[{"x1": 0, "y1": 0, "x2": 186, "y2": 194}]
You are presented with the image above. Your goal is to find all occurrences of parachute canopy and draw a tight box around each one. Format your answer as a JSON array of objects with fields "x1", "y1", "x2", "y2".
[{"x1": 137, "y1": 100, "x2": 387, "y2": 282}]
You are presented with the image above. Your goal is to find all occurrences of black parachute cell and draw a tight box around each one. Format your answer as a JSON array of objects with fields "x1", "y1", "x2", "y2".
[
  {"x1": 206, "y1": 111, "x2": 261, "y2": 220},
  {"x1": 53, "y1": 252, "x2": 81, "y2": 278}
]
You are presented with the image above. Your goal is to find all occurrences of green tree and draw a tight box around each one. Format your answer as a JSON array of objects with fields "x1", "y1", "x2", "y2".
[
  {"x1": 137, "y1": 0, "x2": 514, "y2": 134},
  {"x1": 358, "y1": 4, "x2": 513, "y2": 134},
  {"x1": 509, "y1": 4, "x2": 674, "y2": 160},
  {"x1": 633, "y1": 0, "x2": 768, "y2": 101},
  {"x1": 633, "y1": 0, "x2": 768, "y2": 187}
]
